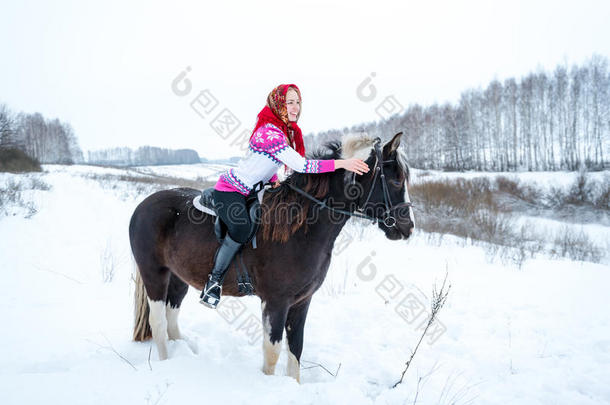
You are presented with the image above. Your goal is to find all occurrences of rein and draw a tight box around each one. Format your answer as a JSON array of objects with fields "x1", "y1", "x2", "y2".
[
  {"x1": 285, "y1": 181, "x2": 381, "y2": 224},
  {"x1": 271, "y1": 138, "x2": 413, "y2": 228}
]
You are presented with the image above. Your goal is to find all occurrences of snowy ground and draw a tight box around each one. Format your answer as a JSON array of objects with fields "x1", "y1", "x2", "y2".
[
  {"x1": 410, "y1": 168, "x2": 610, "y2": 193},
  {"x1": 133, "y1": 162, "x2": 230, "y2": 182},
  {"x1": 0, "y1": 164, "x2": 609, "y2": 404}
]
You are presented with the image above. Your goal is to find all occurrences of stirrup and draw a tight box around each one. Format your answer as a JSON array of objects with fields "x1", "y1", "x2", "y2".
[
  {"x1": 238, "y1": 281, "x2": 254, "y2": 295},
  {"x1": 200, "y1": 294, "x2": 220, "y2": 309},
  {"x1": 200, "y1": 280, "x2": 222, "y2": 309}
]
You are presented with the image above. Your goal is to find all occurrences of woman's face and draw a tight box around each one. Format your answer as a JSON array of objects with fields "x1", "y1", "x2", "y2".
[{"x1": 285, "y1": 88, "x2": 301, "y2": 122}]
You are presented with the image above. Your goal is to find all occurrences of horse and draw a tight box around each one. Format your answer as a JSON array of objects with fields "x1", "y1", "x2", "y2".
[{"x1": 129, "y1": 132, "x2": 415, "y2": 383}]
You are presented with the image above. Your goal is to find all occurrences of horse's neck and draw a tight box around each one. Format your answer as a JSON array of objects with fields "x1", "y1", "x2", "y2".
[{"x1": 298, "y1": 171, "x2": 353, "y2": 249}]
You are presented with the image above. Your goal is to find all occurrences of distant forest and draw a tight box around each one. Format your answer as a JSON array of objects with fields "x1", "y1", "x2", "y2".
[
  {"x1": 87, "y1": 146, "x2": 200, "y2": 166},
  {"x1": 0, "y1": 105, "x2": 200, "y2": 166},
  {"x1": 3, "y1": 56, "x2": 609, "y2": 171},
  {"x1": 0, "y1": 108, "x2": 83, "y2": 164},
  {"x1": 309, "y1": 55, "x2": 610, "y2": 171}
]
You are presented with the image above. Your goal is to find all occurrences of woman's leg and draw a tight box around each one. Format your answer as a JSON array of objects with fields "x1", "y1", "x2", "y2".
[
  {"x1": 213, "y1": 190, "x2": 251, "y2": 243},
  {"x1": 200, "y1": 190, "x2": 251, "y2": 308}
]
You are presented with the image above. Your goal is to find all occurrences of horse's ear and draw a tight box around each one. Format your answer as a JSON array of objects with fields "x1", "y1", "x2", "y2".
[{"x1": 383, "y1": 132, "x2": 403, "y2": 155}]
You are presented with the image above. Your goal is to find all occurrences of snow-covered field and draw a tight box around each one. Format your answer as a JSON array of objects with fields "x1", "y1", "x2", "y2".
[
  {"x1": 132, "y1": 163, "x2": 231, "y2": 182},
  {"x1": 411, "y1": 168, "x2": 610, "y2": 193},
  {"x1": 1, "y1": 164, "x2": 609, "y2": 405}
]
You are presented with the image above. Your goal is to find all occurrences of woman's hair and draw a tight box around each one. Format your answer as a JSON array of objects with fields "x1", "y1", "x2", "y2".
[
  {"x1": 266, "y1": 85, "x2": 301, "y2": 125},
  {"x1": 252, "y1": 83, "x2": 306, "y2": 157}
]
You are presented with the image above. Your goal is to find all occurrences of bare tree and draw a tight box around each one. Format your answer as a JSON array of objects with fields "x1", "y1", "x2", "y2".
[
  {"x1": 0, "y1": 104, "x2": 15, "y2": 147},
  {"x1": 312, "y1": 56, "x2": 609, "y2": 172}
]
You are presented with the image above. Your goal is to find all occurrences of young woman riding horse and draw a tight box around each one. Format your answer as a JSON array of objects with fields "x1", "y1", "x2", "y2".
[
  {"x1": 129, "y1": 84, "x2": 414, "y2": 382},
  {"x1": 200, "y1": 84, "x2": 370, "y2": 308}
]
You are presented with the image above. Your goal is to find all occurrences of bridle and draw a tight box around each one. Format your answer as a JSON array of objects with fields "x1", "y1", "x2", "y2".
[
  {"x1": 278, "y1": 137, "x2": 413, "y2": 228},
  {"x1": 351, "y1": 137, "x2": 413, "y2": 227}
]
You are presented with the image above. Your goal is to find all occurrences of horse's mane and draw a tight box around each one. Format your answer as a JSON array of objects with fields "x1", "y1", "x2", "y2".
[
  {"x1": 260, "y1": 133, "x2": 410, "y2": 242},
  {"x1": 261, "y1": 134, "x2": 376, "y2": 242},
  {"x1": 260, "y1": 141, "x2": 338, "y2": 242}
]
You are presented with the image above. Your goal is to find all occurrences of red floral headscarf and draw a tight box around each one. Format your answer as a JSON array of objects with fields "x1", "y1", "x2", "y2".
[{"x1": 250, "y1": 84, "x2": 305, "y2": 157}]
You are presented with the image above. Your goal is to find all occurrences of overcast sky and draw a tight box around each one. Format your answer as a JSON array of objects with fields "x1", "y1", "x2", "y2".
[{"x1": 1, "y1": 0, "x2": 609, "y2": 159}]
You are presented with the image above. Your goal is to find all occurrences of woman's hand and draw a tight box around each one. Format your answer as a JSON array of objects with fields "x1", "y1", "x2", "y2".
[
  {"x1": 272, "y1": 180, "x2": 281, "y2": 188},
  {"x1": 335, "y1": 158, "x2": 370, "y2": 175}
]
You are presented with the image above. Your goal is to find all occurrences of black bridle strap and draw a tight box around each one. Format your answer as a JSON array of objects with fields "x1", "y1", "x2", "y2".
[
  {"x1": 268, "y1": 138, "x2": 413, "y2": 227},
  {"x1": 285, "y1": 182, "x2": 382, "y2": 224},
  {"x1": 358, "y1": 153, "x2": 380, "y2": 209},
  {"x1": 355, "y1": 139, "x2": 409, "y2": 227}
]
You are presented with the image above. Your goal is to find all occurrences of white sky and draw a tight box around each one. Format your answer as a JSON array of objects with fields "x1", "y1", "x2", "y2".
[{"x1": 1, "y1": 0, "x2": 609, "y2": 159}]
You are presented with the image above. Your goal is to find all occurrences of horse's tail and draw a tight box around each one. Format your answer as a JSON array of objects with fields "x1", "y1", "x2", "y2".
[{"x1": 133, "y1": 267, "x2": 152, "y2": 341}]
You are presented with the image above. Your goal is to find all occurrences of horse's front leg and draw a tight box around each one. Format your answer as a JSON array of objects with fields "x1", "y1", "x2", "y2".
[
  {"x1": 261, "y1": 300, "x2": 288, "y2": 376},
  {"x1": 284, "y1": 297, "x2": 312, "y2": 383}
]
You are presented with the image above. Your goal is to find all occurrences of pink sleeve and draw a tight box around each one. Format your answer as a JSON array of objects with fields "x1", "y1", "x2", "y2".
[
  {"x1": 316, "y1": 160, "x2": 335, "y2": 173},
  {"x1": 269, "y1": 173, "x2": 278, "y2": 182}
]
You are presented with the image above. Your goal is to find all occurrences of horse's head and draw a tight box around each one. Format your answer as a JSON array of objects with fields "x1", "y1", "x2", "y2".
[{"x1": 342, "y1": 132, "x2": 415, "y2": 240}]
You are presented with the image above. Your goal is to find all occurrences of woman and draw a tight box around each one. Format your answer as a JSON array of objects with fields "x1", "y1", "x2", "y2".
[{"x1": 200, "y1": 84, "x2": 369, "y2": 309}]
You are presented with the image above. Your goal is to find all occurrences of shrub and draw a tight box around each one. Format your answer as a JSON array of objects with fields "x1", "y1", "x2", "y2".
[
  {"x1": 564, "y1": 171, "x2": 594, "y2": 205},
  {"x1": 0, "y1": 147, "x2": 42, "y2": 173},
  {"x1": 0, "y1": 178, "x2": 37, "y2": 217},
  {"x1": 551, "y1": 227, "x2": 603, "y2": 262},
  {"x1": 590, "y1": 175, "x2": 610, "y2": 210},
  {"x1": 495, "y1": 176, "x2": 541, "y2": 204},
  {"x1": 409, "y1": 175, "x2": 606, "y2": 266}
]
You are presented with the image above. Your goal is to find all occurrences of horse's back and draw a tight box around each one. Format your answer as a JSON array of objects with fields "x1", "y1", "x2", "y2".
[{"x1": 128, "y1": 187, "x2": 202, "y2": 262}]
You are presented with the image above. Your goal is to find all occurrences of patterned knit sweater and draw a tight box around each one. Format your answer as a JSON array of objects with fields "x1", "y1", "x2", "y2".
[{"x1": 214, "y1": 123, "x2": 335, "y2": 195}]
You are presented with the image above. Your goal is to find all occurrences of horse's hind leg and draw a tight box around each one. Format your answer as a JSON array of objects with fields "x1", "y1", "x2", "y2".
[
  {"x1": 141, "y1": 266, "x2": 171, "y2": 360},
  {"x1": 284, "y1": 298, "x2": 312, "y2": 383},
  {"x1": 261, "y1": 301, "x2": 288, "y2": 376},
  {"x1": 148, "y1": 297, "x2": 169, "y2": 360},
  {"x1": 166, "y1": 273, "x2": 189, "y2": 340}
]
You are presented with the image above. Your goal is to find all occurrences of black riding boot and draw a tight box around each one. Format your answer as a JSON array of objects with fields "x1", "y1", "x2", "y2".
[{"x1": 200, "y1": 234, "x2": 243, "y2": 309}]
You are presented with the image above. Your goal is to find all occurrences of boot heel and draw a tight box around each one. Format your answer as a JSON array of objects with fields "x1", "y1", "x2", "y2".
[
  {"x1": 200, "y1": 234, "x2": 244, "y2": 309},
  {"x1": 200, "y1": 295, "x2": 219, "y2": 309}
]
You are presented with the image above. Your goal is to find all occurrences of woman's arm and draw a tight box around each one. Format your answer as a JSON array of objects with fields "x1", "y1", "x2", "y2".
[
  {"x1": 254, "y1": 125, "x2": 369, "y2": 176},
  {"x1": 334, "y1": 158, "x2": 370, "y2": 175},
  {"x1": 274, "y1": 145, "x2": 335, "y2": 174}
]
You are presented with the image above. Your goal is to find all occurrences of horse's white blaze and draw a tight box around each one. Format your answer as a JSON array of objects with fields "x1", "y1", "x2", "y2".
[
  {"x1": 165, "y1": 303, "x2": 181, "y2": 340},
  {"x1": 148, "y1": 299, "x2": 169, "y2": 360},
  {"x1": 261, "y1": 304, "x2": 282, "y2": 376},
  {"x1": 404, "y1": 183, "x2": 415, "y2": 225}
]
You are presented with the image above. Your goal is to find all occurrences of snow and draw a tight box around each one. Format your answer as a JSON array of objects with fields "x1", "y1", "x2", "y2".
[
  {"x1": 515, "y1": 215, "x2": 610, "y2": 250},
  {"x1": 1, "y1": 164, "x2": 609, "y2": 404},
  {"x1": 411, "y1": 168, "x2": 610, "y2": 193},
  {"x1": 133, "y1": 163, "x2": 231, "y2": 182}
]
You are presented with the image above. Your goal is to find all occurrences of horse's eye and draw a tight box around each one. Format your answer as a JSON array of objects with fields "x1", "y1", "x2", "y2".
[{"x1": 390, "y1": 180, "x2": 403, "y2": 188}]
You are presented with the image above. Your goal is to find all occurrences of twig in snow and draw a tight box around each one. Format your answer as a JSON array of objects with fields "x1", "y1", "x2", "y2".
[
  {"x1": 393, "y1": 272, "x2": 451, "y2": 389},
  {"x1": 34, "y1": 264, "x2": 83, "y2": 284},
  {"x1": 300, "y1": 360, "x2": 341, "y2": 378},
  {"x1": 507, "y1": 316, "x2": 515, "y2": 374},
  {"x1": 148, "y1": 345, "x2": 153, "y2": 371},
  {"x1": 411, "y1": 361, "x2": 441, "y2": 404},
  {"x1": 412, "y1": 376, "x2": 422, "y2": 404},
  {"x1": 438, "y1": 370, "x2": 482, "y2": 405},
  {"x1": 86, "y1": 334, "x2": 137, "y2": 371},
  {"x1": 145, "y1": 381, "x2": 172, "y2": 405}
]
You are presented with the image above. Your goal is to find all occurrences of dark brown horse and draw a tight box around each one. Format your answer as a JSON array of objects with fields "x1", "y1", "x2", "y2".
[{"x1": 129, "y1": 132, "x2": 414, "y2": 382}]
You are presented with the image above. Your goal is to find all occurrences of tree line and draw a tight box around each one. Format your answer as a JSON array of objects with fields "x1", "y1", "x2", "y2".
[
  {"x1": 0, "y1": 104, "x2": 201, "y2": 166},
  {"x1": 308, "y1": 55, "x2": 610, "y2": 171},
  {"x1": 0, "y1": 105, "x2": 83, "y2": 164},
  {"x1": 87, "y1": 146, "x2": 201, "y2": 166}
]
